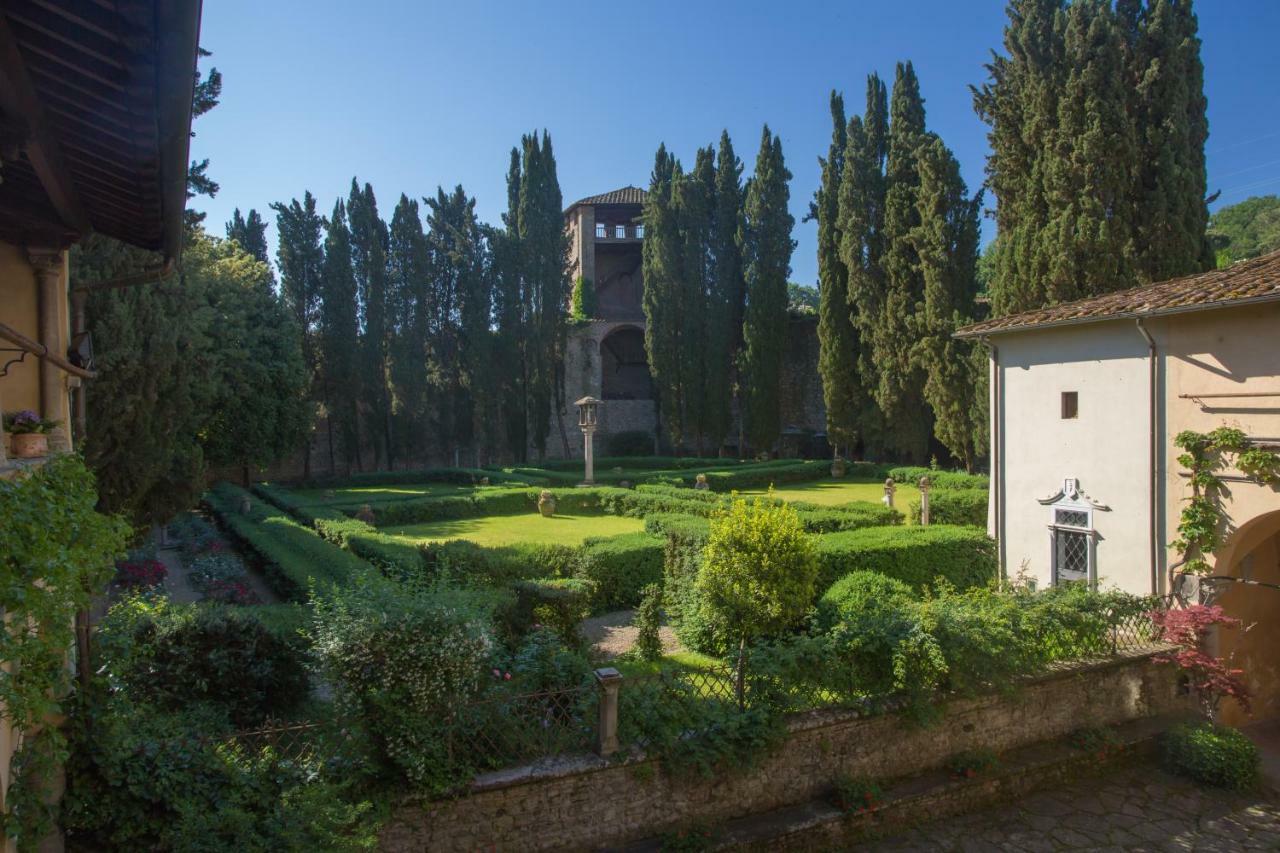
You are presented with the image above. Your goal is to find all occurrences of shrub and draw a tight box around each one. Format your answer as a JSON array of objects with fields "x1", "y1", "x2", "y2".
[
  {"x1": 659, "y1": 516, "x2": 727, "y2": 655},
  {"x1": 888, "y1": 467, "x2": 989, "y2": 490},
  {"x1": 816, "y1": 570, "x2": 916, "y2": 631},
  {"x1": 205, "y1": 482, "x2": 370, "y2": 599},
  {"x1": 510, "y1": 578, "x2": 596, "y2": 645},
  {"x1": 114, "y1": 558, "x2": 167, "y2": 589},
  {"x1": 607, "y1": 429, "x2": 656, "y2": 457},
  {"x1": 634, "y1": 584, "x2": 664, "y2": 662},
  {"x1": 697, "y1": 497, "x2": 818, "y2": 701},
  {"x1": 832, "y1": 775, "x2": 884, "y2": 815},
  {"x1": 187, "y1": 552, "x2": 250, "y2": 601},
  {"x1": 575, "y1": 532, "x2": 664, "y2": 612},
  {"x1": 309, "y1": 575, "x2": 497, "y2": 791},
  {"x1": 910, "y1": 488, "x2": 988, "y2": 526},
  {"x1": 96, "y1": 595, "x2": 309, "y2": 725},
  {"x1": 507, "y1": 626, "x2": 593, "y2": 691},
  {"x1": 793, "y1": 503, "x2": 903, "y2": 532},
  {"x1": 1163, "y1": 723, "x2": 1260, "y2": 790},
  {"x1": 814, "y1": 525, "x2": 996, "y2": 594},
  {"x1": 421, "y1": 539, "x2": 577, "y2": 587},
  {"x1": 948, "y1": 748, "x2": 999, "y2": 778}
]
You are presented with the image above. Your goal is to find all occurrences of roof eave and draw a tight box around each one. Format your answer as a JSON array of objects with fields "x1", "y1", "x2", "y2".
[
  {"x1": 156, "y1": 0, "x2": 203, "y2": 261},
  {"x1": 953, "y1": 290, "x2": 1280, "y2": 340}
]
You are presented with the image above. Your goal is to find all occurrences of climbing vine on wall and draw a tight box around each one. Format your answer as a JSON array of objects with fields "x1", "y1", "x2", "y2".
[
  {"x1": 0, "y1": 455, "x2": 129, "y2": 846},
  {"x1": 1172, "y1": 427, "x2": 1280, "y2": 575}
]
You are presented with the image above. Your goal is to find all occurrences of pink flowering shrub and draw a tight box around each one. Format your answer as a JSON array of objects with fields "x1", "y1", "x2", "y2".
[
  {"x1": 1149, "y1": 604, "x2": 1250, "y2": 723},
  {"x1": 115, "y1": 559, "x2": 167, "y2": 589}
]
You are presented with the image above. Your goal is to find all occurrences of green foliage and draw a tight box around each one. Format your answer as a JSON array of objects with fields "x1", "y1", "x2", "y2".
[
  {"x1": 1163, "y1": 723, "x2": 1260, "y2": 790},
  {"x1": 740, "y1": 126, "x2": 795, "y2": 451},
  {"x1": 205, "y1": 482, "x2": 370, "y2": 599},
  {"x1": 309, "y1": 574, "x2": 497, "y2": 790},
  {"x1": 888, "y1": 466, "x2": 988, "y2": 490},
  {"x1": 318, "y1": 198, "x2": 362, "y2": 472},
  {"x1": 507, "y1": 626, "x2": 593, "y2": 692},
  {"x1": 95, "y1": 595, "x2": 309, "y2": 726},
  {"x1": 814, "y1": 525, "x2": 996, "y2": 594},
  {"x1": 697, "y1": 497, "x2": 817, "y2": 651},
  {"x1": 634, "y1": 584, "x2": 665, "y2": 662},
  {"x1": 1209, "y1": 195, "x2": 1280, "y2": 266},
  {"x1": 510, "y1": 578, "x2": 596, "y2": 645},
  {"x1": 605, "y1": 430, "x2": 656, "y2": 457},
  {"x1": 910, "y1": 488, "x2": 988, "y2": 526},
  {"x1": 65, "y1": 701, "x2": 379, "y2": 851},
  {"x1": 570, "y1": 275, "x2": 596, "y2": 320},
  {"x1": 832, "y1": 774, "x2": 884, "y2": 815},
  {"x1": 976, "y1": 0, "x2": 1211, "y2": 313},
  {"x1": 948, "y1": 748, "x2": 999, "y2": 778},
  {"x1": 0, "y1": 456, "x2": 127, "y2": 852},
  {"x1": 576, "y1": 532, "x2": 664, "y2": 612},
  {"x1": 816, "y1": 570, "x2": 916, "y2": 631},
  {"x1": 1172, "y1": 427, "x2": 1280, "y2": 574}
]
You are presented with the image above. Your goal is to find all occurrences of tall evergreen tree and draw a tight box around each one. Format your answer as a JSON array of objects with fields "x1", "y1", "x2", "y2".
[
  {"x1": 709, "y1": 131, "x2": 744, "y2": 451},
  {"x1": 740, "y1": 126, "x2": 795, "y2": 452},
  {"x1": 878, "y1": 62, "x2": 932, "y2": 463},
  {"x1": 678, "y1": 147, "x2": 717, "y2": 453},
  {"x1": 515, "y1": 132, "x2": 570, "y2": 459},
  {"x1": 318, "y1": 200, "x2": 362, "y2": 473},
  {"x1": 348, "y1": 179, "x2": 393, "y2": 468},
  {"x1": 387, "y1": 194, "x2": 432, "y2": 463},
  {"x1": 642, "y1": 145, "x2": 687, "y2": 447},
  {"x1": 270, "y1": 192, "x2": 325, "y2": 475},
  {"x1": 494, "y1": 149, "x2": 530, "y2": 461},
  {"x1": 912, "y1": 138, "x2": 986, "y2": 471},
  {"x1": 812, "y1": 91, "x2": 863, "y2": 457},
  {"x1": 225, "y1": 208, "x2": 269, "y2": 266}
]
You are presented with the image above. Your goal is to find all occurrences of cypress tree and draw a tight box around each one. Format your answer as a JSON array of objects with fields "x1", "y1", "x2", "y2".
[
  {"x1": 494, "y1": 148, "x2": 529, "y2": 461},
  {"x1": 912, "y1": 137, "x2": 986, "y2": 471},
  {"x1": 387, "y1": 194, "x2": 432, "y2": 463},
  {"x1": 878, "y1": 62, "x2": 932, "y2": 463},
  {"x1": 1128, "y1": 0, "x2": 1213, "y2": 280},
  {"x1": 679, "y1": 147, "x2": 717, "y2": 453},
  {"x1": 318, "y1": 200, "x2": 362, "y2": 473},
  {"x1": 225, "y1": 208, "x2": 269, "y2": 266},
  {"x1": 708, "y1": 131, "x2": 744, "y2": 452},
  {"x1": 740, "y1": 126, "x2": 795, "y2": 453},
  {"x1": 270, "y1": 192, "x2": 325, "y2": 476},
  {"x1": 813, "y1": 91, "x2": 864, "y2": 457},
  {"x1": 641, "y1": 145, "x2": 686, "y2": 447},
  {"x1": 347, "y1": 180, "x2": 393, "y2": 468}
]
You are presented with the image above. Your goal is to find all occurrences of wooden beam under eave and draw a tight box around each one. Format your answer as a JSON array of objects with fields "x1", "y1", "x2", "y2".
[{"x1": 0, "y1": 13, "x2": 89, "y2": 234}]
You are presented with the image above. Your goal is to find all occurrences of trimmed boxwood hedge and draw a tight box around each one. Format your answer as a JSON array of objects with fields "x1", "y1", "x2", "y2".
[
  {"x1": 888, "y1": 466, "x2": 989, "y2": 490},
  {"x1": 814, "y1": 525, "x2": 996, "y2": 594},
  {"x1": 294, "y1": 466, "x2": 540, "y2": 489},
  {"x1": 204, "y1": 483, "x2": 370, "y2": 600},
  {"x1": 575, "y1": 532, "x2": 664, "y2": 612},
  {"x1": 909, "y1": 488, "x2": 988, "y2": 527}
]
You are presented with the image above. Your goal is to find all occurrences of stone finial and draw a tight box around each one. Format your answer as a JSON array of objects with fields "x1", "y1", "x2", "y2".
[
  {"x1": 355, "y1": 503, "x2": 376, "y2": 524},
  {"x1": 694, "y1": 473, "x2": 710, "y2": 491}
]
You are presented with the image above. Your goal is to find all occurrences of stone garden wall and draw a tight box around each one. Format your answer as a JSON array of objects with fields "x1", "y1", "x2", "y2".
[{"x1": 379, "y1": 649, "x2": 1186, "y2": 852}]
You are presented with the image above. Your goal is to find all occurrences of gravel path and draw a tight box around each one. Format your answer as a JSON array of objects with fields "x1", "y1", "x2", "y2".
[{"x1": 579, "y1": 609, "x2": 682, "y2": 660}]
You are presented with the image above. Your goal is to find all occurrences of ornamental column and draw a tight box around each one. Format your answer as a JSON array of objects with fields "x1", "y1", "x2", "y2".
[{"x1": 29, "y1": 248, "x2": 72, "y2": 454}]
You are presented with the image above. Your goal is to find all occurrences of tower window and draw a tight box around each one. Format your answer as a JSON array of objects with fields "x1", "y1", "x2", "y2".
[
  {"x1": 1061, "y1": 391, "x2": 1078, "y2": 419},
  {"x1": 614, "y1": 224, "x2": 626, "y2": 239}
]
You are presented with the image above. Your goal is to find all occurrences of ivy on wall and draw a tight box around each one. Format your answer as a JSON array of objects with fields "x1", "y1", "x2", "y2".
[
  {"x1": 0, "y1": 455, "x2": 129, "y2": 846},
  {"x1": 1172, "y1": 427, "x2": 1280, "y2": 576}
]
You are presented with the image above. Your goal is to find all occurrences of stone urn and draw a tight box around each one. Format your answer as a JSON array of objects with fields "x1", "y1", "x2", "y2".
[
  {"x1": 830, "y1": 457, "x2": 847, "y2": 478},
  {"x1": 694, "y1": 473, "x2": 710, "y2": 491},
  {"x1": 619, "y1": 480, "x2": 632, "y2": 489},
  {"x1": 480, "y1": 476, "x2": 490, "y2": 486},
  {"x1": 238, "y1": 495, "x2": 253, "y2": 515},
  {"x1": 537, "y1": 489, "x2": 557, "y2": 518},
  {"x1": 355, "y1": 504, "x2": 376, "y2": 524},
  {"x1": 10, "y1": 432, "x2": 48, "y2": 458}
]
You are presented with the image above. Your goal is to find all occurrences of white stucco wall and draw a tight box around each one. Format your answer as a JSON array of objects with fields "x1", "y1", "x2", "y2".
[{"x1": 995, "y1": 323, "x2": 1153, "y2": 594}]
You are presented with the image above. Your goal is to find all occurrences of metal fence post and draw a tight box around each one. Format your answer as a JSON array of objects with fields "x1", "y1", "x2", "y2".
[{"x1": 594, "y1": 667, "x2": 622, "y2": 757}]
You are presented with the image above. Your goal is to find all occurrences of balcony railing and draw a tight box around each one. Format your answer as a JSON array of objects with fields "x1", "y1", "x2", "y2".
[{"x1": 594, "y1": 223, "x2": 643, "y2": 240}]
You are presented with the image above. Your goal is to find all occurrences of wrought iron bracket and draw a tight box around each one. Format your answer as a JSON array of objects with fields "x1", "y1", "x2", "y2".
[{"x1": 0, "y1": 346, "x2": 27, "y2": 377}]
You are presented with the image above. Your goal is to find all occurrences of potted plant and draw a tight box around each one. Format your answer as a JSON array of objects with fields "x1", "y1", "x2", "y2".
[{"x1": 4, "y1": 409, "x2": 59, "y2": 458}]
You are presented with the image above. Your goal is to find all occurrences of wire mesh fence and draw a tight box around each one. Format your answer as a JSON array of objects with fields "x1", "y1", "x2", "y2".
[{"x1": 445, "y1": 684, "x2": 598, "y2": 769}]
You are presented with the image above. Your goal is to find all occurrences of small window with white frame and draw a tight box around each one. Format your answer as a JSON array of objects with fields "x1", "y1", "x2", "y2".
[
  {"x1": 615, "y1": 224, "x2": 627, "y2": 239},
  {"x1": 1039, "y1": 477, "x2": 1107, "y2": 587}
]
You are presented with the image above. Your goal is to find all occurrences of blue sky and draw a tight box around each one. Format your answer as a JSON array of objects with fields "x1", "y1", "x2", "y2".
[{"x1": 191, "y1": 0, "x2": 1280, "y2": 287}]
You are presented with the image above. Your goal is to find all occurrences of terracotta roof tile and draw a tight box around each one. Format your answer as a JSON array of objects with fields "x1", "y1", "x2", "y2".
[
  {"x1": 566, "y1": 186, "x2": 647, "y2": 212},
  {"x1": 955, "y1": 250, "x2": 1280, "y2": 337}
]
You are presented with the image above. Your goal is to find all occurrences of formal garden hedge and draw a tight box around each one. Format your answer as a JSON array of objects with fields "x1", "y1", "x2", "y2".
[
  {"x1": 204, "y1": 482, "x2": 370, "y2": 600},
  {"x1": 910, "y1": 487, "x2": 988, "y2": 527},
  {"x1": 814, "y1": 525, "x2": 996, "y2": 593}
]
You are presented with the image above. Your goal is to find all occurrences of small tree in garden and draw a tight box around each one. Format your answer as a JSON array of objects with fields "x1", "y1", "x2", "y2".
[
  {"x1": 634, "y1": 584, "x2": 664, "y2": 662},
  {"x1": 1150, "y1": 604, "x2": 1250, "y2": 724},
  {"x1": 697, "y1": 495, "x2": 817, "y2": 706}
]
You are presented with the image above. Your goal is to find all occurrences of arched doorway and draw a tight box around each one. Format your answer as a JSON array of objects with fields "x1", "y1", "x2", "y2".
[
  {"x1": 600, "y1": 327, "x2": 652, "y2": 401},
  {"x1": 1215, "y1": 509, "x2": 1280, "y2": 726}
]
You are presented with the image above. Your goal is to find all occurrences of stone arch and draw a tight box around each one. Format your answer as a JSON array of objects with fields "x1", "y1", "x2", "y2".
[
  {"x1": 1214, "y1": 508, "x2": 1280, "y2": 726},
  {"x1": 599, "y1": 325, "x2": 652, "y2": 401}
]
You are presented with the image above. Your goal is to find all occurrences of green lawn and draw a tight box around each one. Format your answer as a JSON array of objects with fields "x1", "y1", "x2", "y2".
[
  {"x1": 382, "y1": 511, "x2": 646, "y2": 547},
  {"x1": 286, "y1": 483, "x2": 482, "y2": 507},
  {"x1": 738, "y1": 478, "x2": 921, "y2": 519}
]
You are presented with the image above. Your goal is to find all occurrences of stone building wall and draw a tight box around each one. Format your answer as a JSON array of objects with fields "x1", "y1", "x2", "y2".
[{"x1": 380, "y1": 650, "x2": 1186, "y2": 852}]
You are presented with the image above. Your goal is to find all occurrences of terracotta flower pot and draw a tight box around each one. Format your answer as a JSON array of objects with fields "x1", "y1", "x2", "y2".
[
  {"x1": 831, "y1": 458, "x2": 847, "y2": 478},
  {"x1": 11, "y1": 432, "x2": 48, "y2": 458}
]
